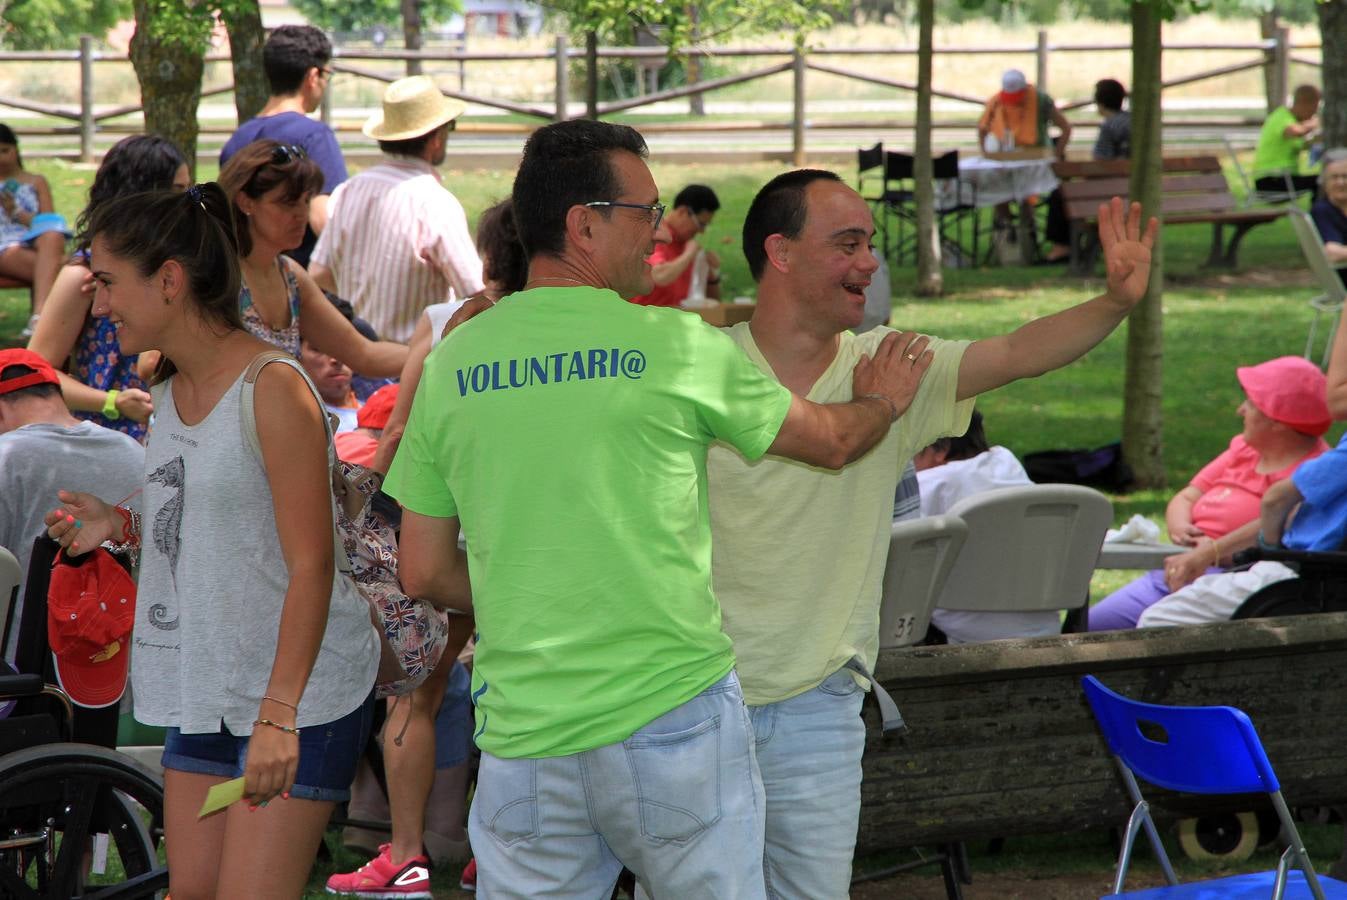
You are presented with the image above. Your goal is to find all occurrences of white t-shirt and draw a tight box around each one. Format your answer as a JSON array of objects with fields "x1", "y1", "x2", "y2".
[{"x1": 917, "y1": 447, "x2": 1063, "y2": 643}]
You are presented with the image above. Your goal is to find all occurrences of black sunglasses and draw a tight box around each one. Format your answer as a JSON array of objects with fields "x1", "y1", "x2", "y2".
[{"x1": 271, "y1": 144, "x2": 307, "y2": 164}]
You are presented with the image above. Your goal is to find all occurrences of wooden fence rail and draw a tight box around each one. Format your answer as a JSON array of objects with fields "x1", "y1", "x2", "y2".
[{"x1": 0, "y1": 29, "x2": 1320, "y2": 165}]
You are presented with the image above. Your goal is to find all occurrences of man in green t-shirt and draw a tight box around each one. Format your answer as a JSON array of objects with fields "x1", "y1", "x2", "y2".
[
  {"x1": 705, "y1": 169, "x2": 1157, "y2": 898},
  {"x1": 382, "y1": 119, "x2": 936, "y2": 899},
  {"x1": 1253, "y1": 84, "x2": 1321, "y2": 199}
]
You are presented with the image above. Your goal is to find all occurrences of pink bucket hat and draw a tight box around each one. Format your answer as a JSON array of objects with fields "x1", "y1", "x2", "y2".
[{"x1": 1236, "y1": 356, "x2": 1331, "y2": 436}]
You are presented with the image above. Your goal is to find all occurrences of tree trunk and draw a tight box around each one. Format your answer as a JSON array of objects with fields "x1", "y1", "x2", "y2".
[
  {"x1": 914, "y1": 0, "x2": 941, "y2": 295},
  {"x1": 1122, "y1": 2, "x2": 1165, "y2": 489},
  {"x1": 130, "y1": 0, "x2": 206, "y2": 175},
  {"x1": 586, "y1": 31, "x2": 599, "y2": 119},
  {"x1": 1320, "y1": 1, "x2": 1347, "y2": 148},
  {"x1": 221, "y1": 0, "x2": 267, "y2": 124},
  {"x1": 402, "y1": 0, "x2": 423, "y2": 77},
  {"x1": 687, "y1": 5, "x2": 704, "y2": 116}
]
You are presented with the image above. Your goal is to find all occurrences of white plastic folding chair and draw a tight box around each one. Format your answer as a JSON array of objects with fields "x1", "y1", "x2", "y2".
[
  {"x1": 843, "y1": 515, "x2": 968, "y2": 738},
  {"x1": 1287, "y1": 208, "x2": 1347, "y2": 368},
  {"x1": 934, "y1": 484, "x2": 1112, "y2": 639},
  {"x1": 878, "y1": 515, "x2": 968, "y2": 650}
]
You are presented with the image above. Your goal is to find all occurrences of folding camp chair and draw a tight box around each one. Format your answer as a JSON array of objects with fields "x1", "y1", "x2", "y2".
[{"x1": 1081, "y1": 675, "x2": 1347, "y2": 898}]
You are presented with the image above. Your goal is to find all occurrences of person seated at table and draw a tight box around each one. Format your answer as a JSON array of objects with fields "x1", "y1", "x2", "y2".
[
  {"x1": 1092, "y1": 78, "x2": 1131, "y2": 161},
  {"x1": 976, "y1": 69, "x2": 1071, "y2": 157},
  {"x1": 912, "y1": 411, "x2": 1057, "y2": 643},
  {"x1": 1089, "y1": 356, "x2": 1331, "y2": 631},
  {"x1": 1137, "y1": 441, "x2": 1347, "y2": 628},
  {"x1": 1309, "y1": 148, "x2": 1347, "y2": 284},
  {"x1": 1043, "y1": 78, "x2": 1131, "y2": 263},
  {"x1": 1253, "y1": 84, "x2": 1321, "y2": 200},
  {"x1": 629, "y1": 183, "x2": 722, "y2": 307}
]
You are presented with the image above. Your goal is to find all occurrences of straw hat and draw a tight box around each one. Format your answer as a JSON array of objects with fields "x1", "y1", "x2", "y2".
[{"x1": 363, "y1": 75, "x2": 466, "y2": 141}]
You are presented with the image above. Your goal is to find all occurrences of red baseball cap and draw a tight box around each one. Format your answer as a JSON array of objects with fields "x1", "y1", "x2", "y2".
[
  {"x1": 0, "y1": 348, "x2": 60, "y2": 397},
  {"x1": 47, "y1": 548, "x2": 136, "y2": 709},
  {"x1": 357, "y1": 384, "x2": 400, "y2": 430},
  {"x1": 1236, "y1": 356, "x2": 1331, "y2": 436}
]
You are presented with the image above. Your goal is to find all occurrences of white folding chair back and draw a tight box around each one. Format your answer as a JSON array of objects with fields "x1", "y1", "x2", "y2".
[
  {"x1": 1288, "y1": 208, "x2": 1347, "y2": 367},
  {"x1": 878, "y1": 515, "x2": 968, "y2": 649},
  {"x1": 0, "y1": 546, "x2": 20, "y2": 659},
  {"x1": 936, "y1": 484, "x2": 1112, "y2": 615}
]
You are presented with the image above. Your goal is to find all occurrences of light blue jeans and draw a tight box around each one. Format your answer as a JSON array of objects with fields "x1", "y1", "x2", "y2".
[
  {"x1": 749, "y1": 667, "x2": 867, "y2": 900},
  {"x1": 468, "y1": 669, "x2": 767, "y2": 900}
]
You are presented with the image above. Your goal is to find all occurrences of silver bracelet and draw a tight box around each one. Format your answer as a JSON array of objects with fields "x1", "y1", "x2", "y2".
[{"x1": 859, "y1": 392, "x2": 899, "y2": 423}]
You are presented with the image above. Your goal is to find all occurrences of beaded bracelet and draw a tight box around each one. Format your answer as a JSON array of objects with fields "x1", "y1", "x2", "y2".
[{"x1": 253, "y1": 718, "x2": 300, "y2": 736}]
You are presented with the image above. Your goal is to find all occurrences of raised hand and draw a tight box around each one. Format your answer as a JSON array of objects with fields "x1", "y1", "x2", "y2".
[{"x1": 1098, "y1": 197, "x2": 1159, "y2": 311}]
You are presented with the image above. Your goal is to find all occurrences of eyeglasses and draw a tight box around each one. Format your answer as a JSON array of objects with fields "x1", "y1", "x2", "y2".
[
  {"x1": 584, "y1": 201, "x2": 666, "y2": 231},
  {"x1": 271, "y1": 144, "x2": 308, "y2": 164}
]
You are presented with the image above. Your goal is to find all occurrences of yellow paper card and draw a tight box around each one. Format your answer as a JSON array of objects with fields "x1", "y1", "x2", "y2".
[{"x1": 198, "y1": 777, "x2": 245, "y2": 818}]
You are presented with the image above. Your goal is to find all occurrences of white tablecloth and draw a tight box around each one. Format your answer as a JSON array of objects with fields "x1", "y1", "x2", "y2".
[{"x1": 936, "y1": 156, "x2": 1060, "y2": 210}]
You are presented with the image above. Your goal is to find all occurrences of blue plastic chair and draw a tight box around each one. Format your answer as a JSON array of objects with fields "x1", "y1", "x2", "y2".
[{"x1": 1081, "y1": 675, "x2": 1347, "y2": 899}]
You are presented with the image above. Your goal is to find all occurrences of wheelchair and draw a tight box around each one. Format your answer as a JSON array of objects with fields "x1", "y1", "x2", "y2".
[
  {"x1": 1230, "y1": 545, "x2": 1347, "y2": 619},
  {"x1": 0, "y1": 539, "x2": 167, "y2": 900}
]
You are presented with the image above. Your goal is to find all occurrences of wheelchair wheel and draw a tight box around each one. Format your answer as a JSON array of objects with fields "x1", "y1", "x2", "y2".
[
  {"x1": 1231, "y1": 579, "x2": 1314, "y2": 619},
  {"x1": 0, "y1": 742, "x2": 167, "y2": 900},
  {"x1": 1176, "y1": 811, "x2": 1259, "y2": 862}
]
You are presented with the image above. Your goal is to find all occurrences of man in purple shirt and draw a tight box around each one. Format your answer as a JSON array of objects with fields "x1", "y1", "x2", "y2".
[{"x1": 220, "y1": 25, "x2": 347, "y2": 268}]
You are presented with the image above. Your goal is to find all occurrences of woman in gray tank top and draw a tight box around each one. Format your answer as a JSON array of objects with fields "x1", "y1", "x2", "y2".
[{"x1": 46, "y1": 183, "x2": 378, "y2": 898}]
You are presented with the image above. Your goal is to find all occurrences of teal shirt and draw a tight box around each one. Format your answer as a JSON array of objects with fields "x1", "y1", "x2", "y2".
[{"x1": 385, "y1": 286, "x2": 792, "y2": 758}]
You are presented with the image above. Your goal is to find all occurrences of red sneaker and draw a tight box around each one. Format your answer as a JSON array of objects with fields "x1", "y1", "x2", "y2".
[
  {"x1": 460, "y1": 857, "x2": 477, "y2": 892},
  {"x1": 325, "y1": 843, "x2": 432, "y2": 899}
]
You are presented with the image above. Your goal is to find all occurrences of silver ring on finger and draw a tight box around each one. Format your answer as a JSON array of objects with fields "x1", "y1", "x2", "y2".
[{"x1": 906, "y1": 353, "x2": 917, "y2": 361}]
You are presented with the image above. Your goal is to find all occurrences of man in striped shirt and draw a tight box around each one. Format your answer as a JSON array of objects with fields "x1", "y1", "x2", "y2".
[{"x1": 311, "y1": 76, "x2": 484, "y2": 343}]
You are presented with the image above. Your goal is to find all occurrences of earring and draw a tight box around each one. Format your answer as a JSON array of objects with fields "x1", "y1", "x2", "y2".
[{"x1": 163, "y1": 294, "x2": 171, "y2": 306}]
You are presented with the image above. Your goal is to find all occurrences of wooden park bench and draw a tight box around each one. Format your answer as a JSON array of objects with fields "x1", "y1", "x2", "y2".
[
  {"x1": 854, "y1": 614, "x2": 1347, "y2": 894},
  {"x1": 1053, "y1": 155, "x2": 1287, "y2": 275}
]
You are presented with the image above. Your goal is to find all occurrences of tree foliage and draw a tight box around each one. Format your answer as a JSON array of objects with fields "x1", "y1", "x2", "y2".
[
  {"x1": 542, "y1": 0, "x2": 844, "y2": 48},
  {"x1": 290, "y1": 0, "x2": 462, "y2": 33},
  {"x1": 0, "y1": 0, "x2": 130, "y2": 49}
]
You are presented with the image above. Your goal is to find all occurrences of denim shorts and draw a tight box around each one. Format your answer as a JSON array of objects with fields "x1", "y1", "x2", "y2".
[
  {"x1": 161, "y1": 694, "x2": 374, "y2": 803},
  {"x1": 434, "y1": 660, "x2": 473, "y2": 770}
]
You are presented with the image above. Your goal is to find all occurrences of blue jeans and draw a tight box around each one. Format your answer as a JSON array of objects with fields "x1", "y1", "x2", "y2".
[
  {"x1": 468, "y1": 669, "x2": 766, "y2": 900},
  {"x1": 749, "y1": 667, "x2": 867, "y2": 900}
]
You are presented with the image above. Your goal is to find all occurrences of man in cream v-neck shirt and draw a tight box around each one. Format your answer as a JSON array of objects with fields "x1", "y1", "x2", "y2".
[{"x1": 705, "y1": 169, "x2": 1157, "y2": 899}]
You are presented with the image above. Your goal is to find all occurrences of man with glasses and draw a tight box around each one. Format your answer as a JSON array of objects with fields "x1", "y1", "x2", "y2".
[
  {"x1": 630, "y1": 183, "x2": 723, "y2": 306},
  {"x1": 383, "y1": 118, "x2": 936, "y2": 899},
  {"x1": 310, "y1": 75, "x2": 483, "y2": 343},
  {"x1": 220, "y1": 25, "x2": 346, "y2": 268}
]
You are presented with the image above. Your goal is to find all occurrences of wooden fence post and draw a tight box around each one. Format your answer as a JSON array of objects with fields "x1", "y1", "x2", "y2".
[
  {"x1": 555, "y1": 35, "x2": 569, "y2": 122},
  {"x1": 1036, "y1": 29, "x2": 1048, "y2": 95},
  {"x1": 1267, "y1": 25, "x2": 1289, "y2": 113},
  {"x1": 792, "y1": 45, "x2": 806, "y2": 167},
  {"x1": 79, "y1": 35, "x2": 94, "y2": 164}
]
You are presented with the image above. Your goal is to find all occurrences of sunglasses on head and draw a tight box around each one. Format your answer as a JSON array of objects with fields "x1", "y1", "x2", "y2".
[{"x1": 271, "y1": 144, "x2": 307, "y2": 164}]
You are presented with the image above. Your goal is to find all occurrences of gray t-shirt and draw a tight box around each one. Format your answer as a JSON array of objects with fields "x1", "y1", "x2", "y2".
[
  {"x1": 0, "y1": 420, "x2": 144, "y2": 661},
  {"x1": 136, "y1": 371, "x2": 377, "y2": 734}
]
